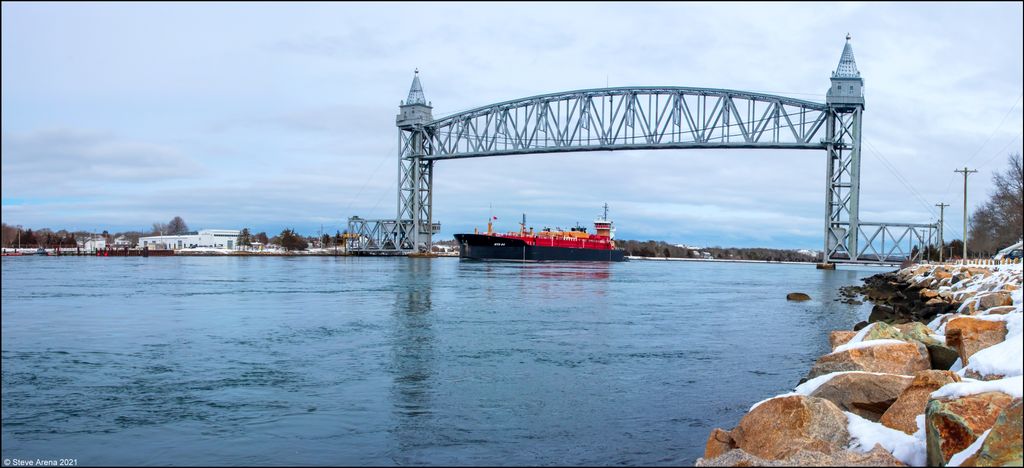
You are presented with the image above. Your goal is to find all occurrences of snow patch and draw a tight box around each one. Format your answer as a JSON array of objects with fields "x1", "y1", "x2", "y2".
[
  {"x1": 845, "y1": 323, "x2": 877, "y2": 346},
  {"x1": 928, "y1": 313, "x2": 952, "y2": 333},
  {"x1": 931, "y1": 375, "x2": 1023, "y2": 400},
  {"x1": 845, "y1": 411, "x2": 926, "y2": 466},
  {"x1": 959, "y1": 334, "x2": 1024, "y2": 378},
  {"x1": 830, "y1": 338, "x2": 907, "y2": 355},
  {"x1": 748, "y1": 393, "x2": 798, "y2": 412}
]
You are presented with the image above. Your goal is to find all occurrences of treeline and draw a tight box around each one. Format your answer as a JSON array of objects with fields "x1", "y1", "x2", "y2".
[
  {"x1": 967, "y1": 153, "x2": 1023, "y2": 256},
  {"x1": 0, "y1": 223, "x2": 93, "y2": 248},
  {"x1": 616, "y1": 239, "x2": 819, "y2": 262},
  {"x1": 2, "y1": 215, "x2": 349, "y2": 252}
]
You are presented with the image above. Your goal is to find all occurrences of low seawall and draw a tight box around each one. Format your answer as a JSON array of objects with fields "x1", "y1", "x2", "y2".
[
  {"x1": 696, "y1": 261, "x2": 1023, "y2": 466},
  {"x1": 627, "y1": 256, "x2": 816, "y2": 266}
]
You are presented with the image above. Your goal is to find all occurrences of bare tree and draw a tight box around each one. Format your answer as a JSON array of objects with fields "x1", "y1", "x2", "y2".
[
  {"x1": 969, "y1": 153, "x2": 1024, "y2": 255},
  {"x1": 167, "y1": 216, "x2": 189, "y2": 235},
  {"x1": 151, "y1": 222, "x2": 169, "y2": 236}
]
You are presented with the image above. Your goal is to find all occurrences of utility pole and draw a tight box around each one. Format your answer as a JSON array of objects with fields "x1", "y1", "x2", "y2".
[
  {"x1": 935, "y1": 202, "x2": 949, "y2": 262},
  {"x1": 954, "y1": 167, "x2": 978, "y2": 260}
]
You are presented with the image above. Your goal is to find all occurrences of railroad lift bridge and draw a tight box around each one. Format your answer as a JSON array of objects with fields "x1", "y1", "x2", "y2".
[{"x1": 348, "y1": 35, "x2": 937, "y2": 265}]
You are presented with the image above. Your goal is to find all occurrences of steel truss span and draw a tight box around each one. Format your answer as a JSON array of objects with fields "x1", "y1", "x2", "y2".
[
  {"x1": 424, "y1": 87, "x2": 829, "y2": 160},
  {"x1": 349, "y1": 37, "x2": 938, "y2": 265}
]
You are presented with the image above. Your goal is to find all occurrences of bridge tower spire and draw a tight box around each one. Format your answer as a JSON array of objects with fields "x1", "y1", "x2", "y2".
[
  {"x1": 396, "y1": 69, "x2": 437, "y2": 253},
  {"x1": 823, "y1": 34, "x2": 865, "y2": 263}
]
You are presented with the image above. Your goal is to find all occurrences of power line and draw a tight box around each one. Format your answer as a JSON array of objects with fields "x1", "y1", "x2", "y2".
[
  {"x1": 343, "y1": 142, "x2": 396, "y2": 216},
  {"x1": 975, "y1": 131, "x2": 1023, "y2": 171},
  {"x1": 862, "y1": 138, "x2": 964, "y2": 239},
  {"x1": 860, "y1": 138, "x2": 961, "y2": 235},
  {"x1": 963, "y1": 92, "x2": 1023, "y2": 167}
]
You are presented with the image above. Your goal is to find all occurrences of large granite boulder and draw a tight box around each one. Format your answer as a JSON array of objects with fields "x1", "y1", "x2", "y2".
[
  {"x1": 925, "y1": 391, "x2": 1016, "y2": 466},
  {"x1": 958, "y1": 398, "x2": 1023, "y2": 467},
  {"x1": 703, "y1": 428, "x2": 735, "y2": 460},
  {"x1": 892, "y1": 322, "x2": 960, "y2": 369},
  {"x1": 830, "y1": 331, "x2": 858, "y2": 351},
  {"x1": 861, "y1": 322, "x2": 909, "y2": 341},
  {"x1": 944, "y1": 317, "x2": 1008, "y2": 365},
  {"x1": 963, "y1": 292, "x2": 1014, "y2": 314},
  {"x1": 975, "y1": 292, "x2": 1014, "y2": 310},
  {"x1": 787, "y1": 292, "x2": 811, "y2": 301},
  {"x1": 964, "y1": 267, "x2": 993, "y2": 278},
  {"x1": 976, "y1": 306, "x2": 1016, "y2": 316},
  {"x1": 729, "y1": 395, "x2": 850, "y2": 460},
  {"x1": 695, "y1": 445, "x2": 906, "y2": 466},
  {"x1": 808, "y1": 372, "x2": 913, "y2": 421},
  {"x1": 893, "y1": 322, "x2": 942, "y2": 347},
  {"x1": 806, "y1": 341, "x2": 930, "y2": 380},
  {"x1": 879, "y1": 370, "x2": 961, "y2": 434}
]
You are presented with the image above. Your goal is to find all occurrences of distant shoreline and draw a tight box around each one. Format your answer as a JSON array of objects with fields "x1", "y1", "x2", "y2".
[{"x1": 627, "y1": 256, "x2": 896, "y2": 267}]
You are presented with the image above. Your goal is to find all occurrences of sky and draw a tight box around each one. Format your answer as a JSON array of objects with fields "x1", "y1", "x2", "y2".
[{"x1": 2, "y1": 2, "x2": 1022, "y2": 249}]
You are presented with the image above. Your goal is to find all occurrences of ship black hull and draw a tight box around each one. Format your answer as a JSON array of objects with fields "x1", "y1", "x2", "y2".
[{"x1": 454, "y1": 234, "x2": 626, "y2": 262}]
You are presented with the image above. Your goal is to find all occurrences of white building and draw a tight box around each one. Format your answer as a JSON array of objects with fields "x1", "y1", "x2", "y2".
[
  {"x1": 113, "y1": 235, "x2": 132, "y2": 247},
  {"x1": 139, "y1": 229, "x2": 240, "y2": 250},
  {"x1": 79, "y1": 236, "x2": 107, "y2": 251}
]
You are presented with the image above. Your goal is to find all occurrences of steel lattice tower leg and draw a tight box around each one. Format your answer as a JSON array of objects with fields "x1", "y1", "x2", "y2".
[
  {"x1": 823, "y1": 107, "x2": 862, "y2": 262},
  {"x1": 397, "y1": 127, "x2": 433, "y2": 253}
]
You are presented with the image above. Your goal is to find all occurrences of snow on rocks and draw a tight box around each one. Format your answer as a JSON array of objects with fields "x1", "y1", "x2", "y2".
[
  {"x1": 845, "y1": 410, "x2": 926, "y2": 466},
  {"x1": 699, "y1": 262, "x2": 1022, "y2": 466},
  {"x1": 807, "y1": 339, "x2": 930, "y2": 380},
  {"x1": 830, "y1": 338, "x2": 908, "y2": 355},
  {"x1": 931, "y1": 376, "x2": 1024, "y2": 400}
]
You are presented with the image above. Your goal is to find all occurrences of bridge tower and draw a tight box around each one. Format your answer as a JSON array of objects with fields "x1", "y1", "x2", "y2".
[
  {"x1": 396, "y1": 69, "x2": 438, "y2": 252},
  {"x1": 823, "y1": 34, "x2": 865, "y2": 263}
]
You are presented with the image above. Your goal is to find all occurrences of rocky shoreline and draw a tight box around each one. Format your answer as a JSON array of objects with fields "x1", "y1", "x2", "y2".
[{"x1": 697, "y1": 262, "x2": 1023, "y2": 467}]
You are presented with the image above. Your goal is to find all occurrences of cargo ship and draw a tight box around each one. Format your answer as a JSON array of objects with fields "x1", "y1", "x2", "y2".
[{"x1": 454, "y1": 205, "x2": 627, "y2": 262}]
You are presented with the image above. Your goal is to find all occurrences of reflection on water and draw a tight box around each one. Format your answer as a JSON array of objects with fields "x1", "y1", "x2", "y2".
[{"x1": 390, "y1": 259, "x2": 437, "y2": 460}]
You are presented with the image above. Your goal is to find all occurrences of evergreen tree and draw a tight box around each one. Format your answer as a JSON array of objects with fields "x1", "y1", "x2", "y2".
[
  {"x1": 278, "y1": 229, "x2": 308, "y2": 251},
  {"x1": 237, "y1": 228, "x2": 253, "y2": 248},
  {"x1": 23, "y1": 229, "x2": 37, "y2": 246}
]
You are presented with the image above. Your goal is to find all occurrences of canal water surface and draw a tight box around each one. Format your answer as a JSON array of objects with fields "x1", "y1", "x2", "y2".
[{"x1": 1, "y1": 257, "x2": 884, "y2": 465}]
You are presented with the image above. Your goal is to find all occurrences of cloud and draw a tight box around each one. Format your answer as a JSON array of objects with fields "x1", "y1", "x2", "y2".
[
  {"x1": 2, "y1": 3, "x2": 1021, "y2": 248},
  {"x1": 1, "y1": 129, "x2": 203, "y2": 198}
]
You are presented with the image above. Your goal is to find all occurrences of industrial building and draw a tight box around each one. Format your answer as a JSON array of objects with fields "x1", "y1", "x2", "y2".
[{"x1": 138, "y1": 229, "x2": 240, "y2": 250}]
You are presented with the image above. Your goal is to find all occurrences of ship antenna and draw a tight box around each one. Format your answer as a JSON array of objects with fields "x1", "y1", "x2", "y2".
[
  {"x1": 603, "y1": 203, "x2": 609, "y2": 220},
  {"x1": 487, "y1": 203, "x2": 493, "y2": 235}
]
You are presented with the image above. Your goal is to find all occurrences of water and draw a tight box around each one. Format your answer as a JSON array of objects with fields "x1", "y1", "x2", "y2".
[{"x1": 1, "y1": 256, "x2": 884, "y2": 465}]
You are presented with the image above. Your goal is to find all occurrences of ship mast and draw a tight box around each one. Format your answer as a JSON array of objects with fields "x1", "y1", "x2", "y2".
[
  {"x1": 487, "y1": 203, "x2": 493, "y2": 234},
  {"x1": 594, "y1": 203, "x2": 613, "y2": 239}
]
